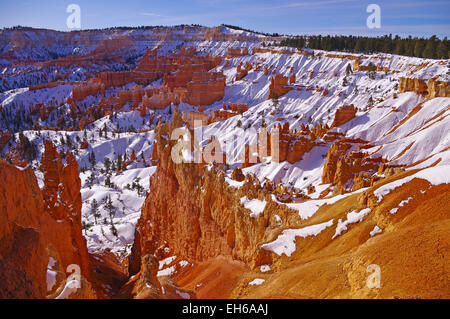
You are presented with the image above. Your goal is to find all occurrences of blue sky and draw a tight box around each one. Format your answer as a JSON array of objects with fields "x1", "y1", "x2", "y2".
[{"x1": 0, "y1": 0, "x2": 449, "y2": 38}]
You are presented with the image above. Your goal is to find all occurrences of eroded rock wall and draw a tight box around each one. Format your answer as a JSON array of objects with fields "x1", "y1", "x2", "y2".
[{"x1": 0, "y1": 143, "x2": 94, "y2": 298}]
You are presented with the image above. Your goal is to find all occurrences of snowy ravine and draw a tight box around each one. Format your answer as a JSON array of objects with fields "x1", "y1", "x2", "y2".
[{"x1": 20, "y1": 128, "x2": 158, "y2": 258}]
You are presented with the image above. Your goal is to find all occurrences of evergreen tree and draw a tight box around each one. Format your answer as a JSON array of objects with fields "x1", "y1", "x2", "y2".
[
  {"x1": 367, "y1": 96, "x2": 374, "y2": 109},
  {"x1": 394, "y1": 40, "x2": 405, "y2": 55},
  {"x1": 271, "y1": 93, "x2": 280, "y2": 108},
  {"x1": 117, "y1": 154, "x2": 123, "y2": 170},
  {"x1": 436, "y1": 38, "x2": 448, "y2": 59},
  {"x1": 342, "y1": 76, "x2": 349, "y2": 86},
  {"x1": 88, "y1": 151, "x2": 96, "y2": 167},
  {"x1": 354, "y1": 38, "x2": 364, "y2": 53},
  {"x1": 423, "y1": 35, "x2": 437, "y2": 59},
  {"x1": 346, "y1": 63, "x2": 353, "y2": 75},
  {"x1": 279, "y1": 34, "x2": 445, "y2": 59},
  {"x1": 414, "y1": 39, "x2": 426, "y2": 58},
  {"x1": 91, "y1": 199, "x2": 100, "y2": 224},
  {"x1": 104, "y1": 157, "x2": 111, "y2": 171},
  {"x1": 18, "y1": 131, "x2": 37, "y2": 161}
]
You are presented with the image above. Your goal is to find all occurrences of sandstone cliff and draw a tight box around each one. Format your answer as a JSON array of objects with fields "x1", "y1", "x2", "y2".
[
  {"x1": 127, "y1": 110, "x2": 295, "y2": 294},
  {"x1": 0, "y1": 144, "x2": 95, "y2": 299},
  {"x1": 331, "y1": 104, "x2": 357, "y2": 128}
]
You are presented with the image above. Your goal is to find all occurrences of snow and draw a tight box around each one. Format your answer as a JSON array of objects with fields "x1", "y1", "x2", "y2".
[
  {"x1": 272, "y1": 188, "x2": 368, "y2": 220},
  {"x1": 159, "y1": 256, "x2": 177, "y2": 270},
  {"x1": 261, "y1": 219, "x2": 334, "y2": 257},
  {"x1": 399, "y1": 197, "x2": 413, "y2": 207},
  {"x1": 413, "y1": 165, "x2": 450, "y2": 185},
  {"x1": 370, "y1": 226, "x2": 383, "y2": 237},
  {"x1": 55, "y1": 280, "x2": 79, "y2": 299},
  {"x1": 157, "y1": 265, "x2": 176, "y2": 277},
  {"x1": 374, "y1": 165, "x2": 450, "y2": 202},
  {"x1": 389, "y1": 208, "x2": 399, "y2": 215},
  {"x1": 46, "y1": 257, "x2": 57, "y2": 292},
  {"x1": 274, "y1": 214, "x2": 282, "y2": 224},
  {"x1": 332, "y1": 208, "x2": 372, "y2": 239},
  {"x1": 248, "y1": 278, "x2": 265, "y2": 286},
  {"x1": 260, "y1": 264, "x2": 271, "y2": 273},
  {"x1": 225, "y1": 177, "x2": 244, "y2": 188},
  {"x1": 388, "y1": 196, "x2": 413, "y2": 215},
  {"x1": 240, "y1": 196, "x2": 266, "y2": 218}
]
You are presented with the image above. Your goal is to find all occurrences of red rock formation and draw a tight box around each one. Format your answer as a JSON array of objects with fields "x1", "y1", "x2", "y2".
[
  {"x1": 322, "y1": 138, "x2": 383, "y2": 193},
  {"x1": 72, "y1": 49, "x2": 225, "y2": 110},
  {"x1": 72, "y1": 79, "x2": 103, "y2": 101},
  {"x1": 269, "y1": 123, "x2": 321, "y2": 164},
  {"x1": 0, "y1": 131, "x2": 12, "y2": 152},
  {"x1": 210, "y1": 102, "x2": 249, "y2": 123},
  {"x1": 79, "y1": 139, "x2": 89, "y2": 150},
  {"x1": 331, "y1": 104, "x2": 357, "y2": 128},
  {"x1": 79, "y1": 116, "x2": 94, "y2": 130},
  {"x1": 289, "y1": 70, "x2": 296, "y2": 85},
  {"x1": 268, "y1": 74, "x2": 292, "y2": 99},
  {"x1": 352, "y1": 59, "x2": 376, "y2": 72},
  {"x1": 235, "y1": 62, "x2": 252, "y2": 81},
  {"x1": 128, "y1": 111, "x2": 281, "y2": 284},
  {"x1": 0, "y1": 151, "x2": 94, "y2": 298},
  {"x1": 150, "y1": 141, "x2": 159, "y2": 166},
  {"x1": 252, "y1": 48, "x2": 270, "y2": 54},
  {"x1": 130, "y1": 149, "x2": 137, "y2": 162},
  {"x1": 184, "y1": 71, "x2": 225, "y2": 107},
  {"x1": 182, "y1": 110, "x2": 210, "y2": 128},
  {"x1": 29, "y1": 80, "x2": 66, "y2": 91},
  {"x1": 40, "y1": 141, "x2": 92, "y2": 283},
  {"x1": 226, "y1": 48, "x2": 248, "y2": 58},
  {"x1": 241, "y1": 143, "x2": 260, "y2": 168},
  {"x1": 231, "y1": 167, "x2": 245, "y2": 182},
  {"x1": 228, "y1": 102, "x2": 248, "y2": 113},
  {"x1": 399, "y1": 77, "x2": 449, "y2": 98}
]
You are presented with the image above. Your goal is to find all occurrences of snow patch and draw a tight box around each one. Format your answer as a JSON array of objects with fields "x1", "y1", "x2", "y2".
[
  {"x1": 261, "y1": 219, "x2": 334, "y2": 257},
  {"x1": 374, "y1": 165, "x2": 450, "y2": 202},
  {"x1": 240, "y1": 196, "x2": 266, "y2": 218},
  {"x1": 370, "y1": 226, "x2": 383, "y2": 237},
  {"x1": 260, "y1": 264, "x2": 271, "y2": 273},
  {"x1": 332, "y1": 208, "x2": 371, "y2": 239},
  {"x1": 248, "y1": 278, "x2": 265, "y2": 286}
]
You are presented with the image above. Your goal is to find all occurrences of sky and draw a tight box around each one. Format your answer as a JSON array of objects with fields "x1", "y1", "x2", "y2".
[{"x1": 0, "y1": 0, "x2": 449, "y2": 38}]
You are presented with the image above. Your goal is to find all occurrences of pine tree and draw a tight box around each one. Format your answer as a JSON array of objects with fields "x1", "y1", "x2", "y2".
[
  {"x1": 342, "y1": 76, "x2": 349, "y2": 86},
  {"x1": 91, "y1": 199, "x2": 100, "y2": 225},
  {"x1": 422, "y1": 35, "x2": 437, "y2": 59},
  {"x1": 436, "y1": 37, "x2": 447, "y2": 59},
  {"x1": 354, "y1": 38, "x2": 364, "y2": 53},
  {"x1": 105, "y1": 175, "x2": 111, "y2": 188},
  {"x1": 367, "y1": 96, "x2": 374, "y2": 109},
  {"x1": 117, "y1": 154, "x2": 122, "y2": 170},
  {"x1": 394, "y1": 40, "x2": 405, "y2": 55},
  {"x1": 414, "y1": 39, "x2": 425, "y2": 58},
  {"x1": 271, "y1": 93, "x2": 280, "y2": 108},
  {"x1": 346, "y1": 63, "x2": 353, "y2": 75},
  {"x1": 89, "y1": 151, "x2": 96, "y2": 167},
  {"x1": 104, "y1": 157, "x2": 111, "y2": 171}
]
